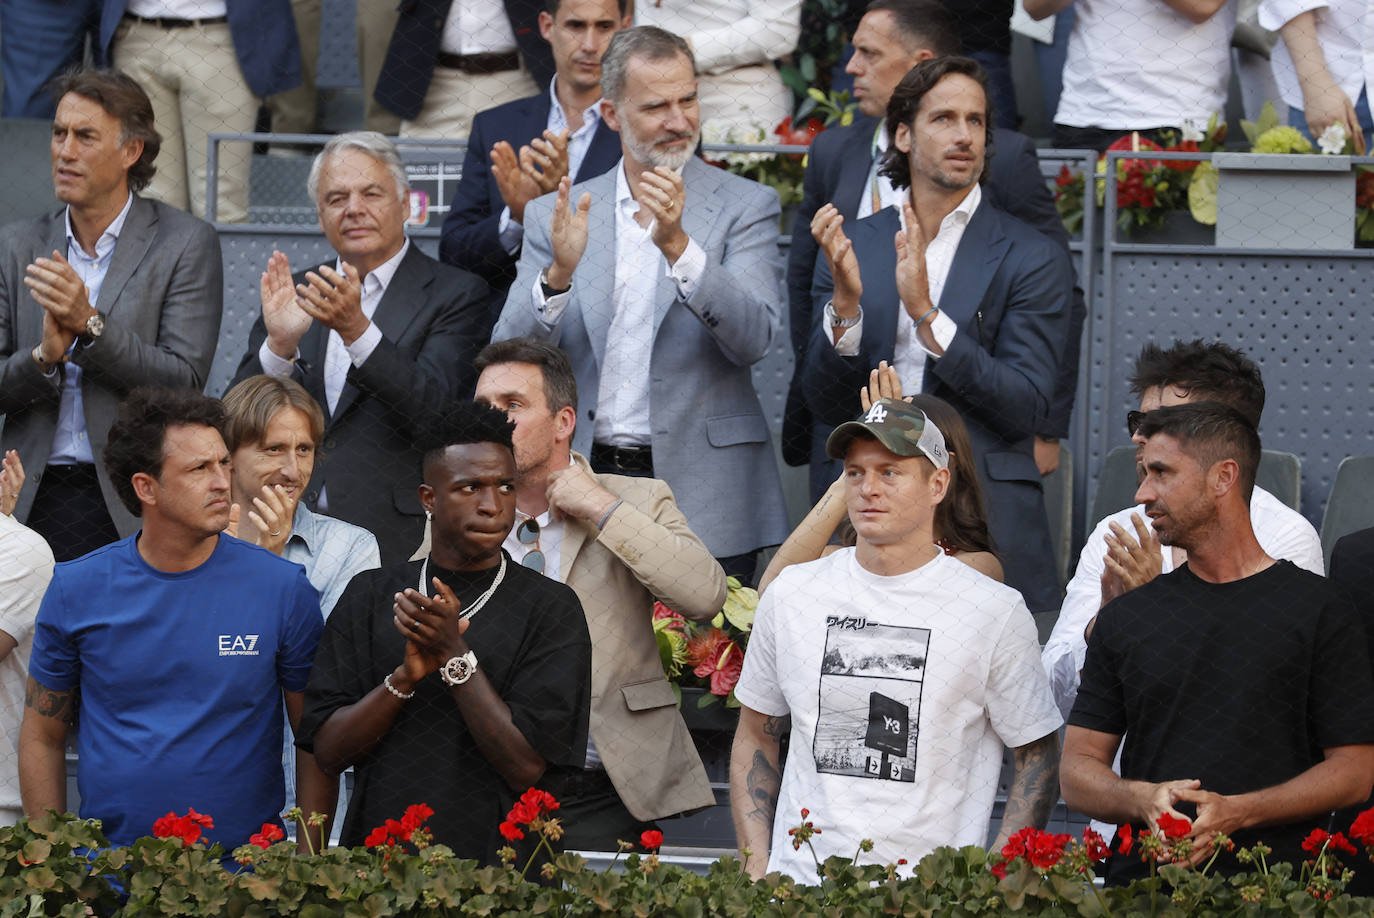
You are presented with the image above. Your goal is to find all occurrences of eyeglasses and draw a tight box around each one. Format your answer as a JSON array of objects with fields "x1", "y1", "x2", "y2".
[
  {"x1": 517, "y1": 517, "x2": 545, "y2": 573},
  {"x1": 1125, "y1": 410, "x2": 1147, "y2": 437}
]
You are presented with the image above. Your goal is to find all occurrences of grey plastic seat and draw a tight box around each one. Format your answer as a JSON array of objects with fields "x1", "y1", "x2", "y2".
[{"x1": 1320, "y1": 456, "x2": 1374, "y2": 569}]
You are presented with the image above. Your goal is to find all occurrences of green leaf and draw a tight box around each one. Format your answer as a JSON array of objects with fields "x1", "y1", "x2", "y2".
[
  {"x1": 697, "y1": 692, "x2": 720, "y2": 709},
  {"x1": 800, "y1": 54, "x2": 817, "y2": 83}
]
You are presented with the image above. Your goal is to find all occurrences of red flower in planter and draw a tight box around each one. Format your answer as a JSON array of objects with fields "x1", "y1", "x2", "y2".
[
  {"x1": 1026, "y1": 831, "x2": 1072, "y2": 869},
  {"x1": 1055, "y1": 164, "x2": 1076, "y2": 188},
  {"x1": 498, "y1": 820, "x2": 525, "y2": 842},
  {"x1": 640, "y1": 829, "x2": 663, "y2": 850},
  {"x1": 249, "y1": 823, "x2": 284, "y2": 849},
  {"x1": 1350, "y1": 806, "x2": 1374, "y2": 846},
  {"x1": 1116, "y1": 824, "x2": 1133, "y2": 855},
  {"x1": 686, "y1": 627, "x2": 743, "y2": 696},
  {"x1": 152, "y1": 808, "x2": 214, "y2": 847},
  {"x1": 1082, "y1": 827, "x2": 1111, "y2": 862},
  {"x1": 775, "y1": 116, "x2": 825, "y2": 149},
  {"x1": 1155, "y1": 812, "x2": 1191, "y2": 840}
]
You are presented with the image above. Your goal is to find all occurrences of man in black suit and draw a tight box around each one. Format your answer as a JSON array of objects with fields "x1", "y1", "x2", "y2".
[
  {"x1": 441, "y1": 0, "x2": 628, "y2": 318},
  {"x1": 784, "y1": 0, "x2": 1083, "y2": 498},
  {"x1": 805, "y1": 57, "x2": 1072, "y2": 614},
  {"x1": 231, "y1": 132, "x2": 489, "y2": 564}
]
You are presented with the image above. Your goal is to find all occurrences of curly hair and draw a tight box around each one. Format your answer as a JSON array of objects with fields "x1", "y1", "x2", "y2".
[
  {"x1": 420, "y1": 400, "x2": 517, "y2": 478},
  {"x1": 103, "y1": 388, "x2": 226, "y2": 516},
  {"x1": 1128, "y1": 339, "x2": 1265, "y2": 428},
  {"x1": 52, "y1": 68, "x2": 161, "y2": 193}
]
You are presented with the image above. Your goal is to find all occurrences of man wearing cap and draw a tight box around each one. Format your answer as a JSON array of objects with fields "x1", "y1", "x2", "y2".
[{"x1": 729, "y1": 398, "x2": 1062, "y2": 881}]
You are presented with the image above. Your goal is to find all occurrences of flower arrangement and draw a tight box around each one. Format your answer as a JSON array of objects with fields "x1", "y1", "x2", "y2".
[
  {"x1": 654, "y1": 575, "x2": 757, "y2": 709},
  {"x1": 703, "y1": 117, "x2": 823, "y2": 212},
  {"x1": 1052, "y1": 116, "x2": 1226, "y2": 235}
]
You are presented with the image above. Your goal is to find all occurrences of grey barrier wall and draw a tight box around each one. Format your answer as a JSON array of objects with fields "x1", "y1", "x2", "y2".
[{"x1": 209, "y1": 138, "x2": 1373, "y2": 568}]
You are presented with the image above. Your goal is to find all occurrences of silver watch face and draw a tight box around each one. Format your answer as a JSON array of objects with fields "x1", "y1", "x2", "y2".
[
  {"x1": 85, "y1": 313, "x2": 105, "y2": 338},
  {"x1": 442, "y1": 652, "x2": 477, "y2": 685}
]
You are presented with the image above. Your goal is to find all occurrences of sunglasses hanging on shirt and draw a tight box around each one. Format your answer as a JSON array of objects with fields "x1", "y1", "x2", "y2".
[{"x1": 517, "y1": 517, "x2": 545, "y2": 573}]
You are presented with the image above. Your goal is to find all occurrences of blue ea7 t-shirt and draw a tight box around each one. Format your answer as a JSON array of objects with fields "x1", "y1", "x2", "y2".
[{"x1": 28, "y1": 533, "x2": 324, "y2": 850}]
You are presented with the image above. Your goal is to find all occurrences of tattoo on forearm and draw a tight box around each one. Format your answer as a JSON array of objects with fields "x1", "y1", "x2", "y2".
[
  {"x1": 745, "y1": 750, "x2": 782, "y2": 827},
  {"x1": 25, "y1": 679, "x2": 78, "y2": 725},
  {"x1": 1003, "y1": 735, "x2": 1061, "y2": 831}
]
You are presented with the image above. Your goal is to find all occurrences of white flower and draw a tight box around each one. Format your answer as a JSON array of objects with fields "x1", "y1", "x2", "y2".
[
  {"x1": 1318, "y1": 121, "x2": 1348, "y2": 155},
  {"x1": 1180, "y1": 119, "x2": 1205, "y2": 143}
]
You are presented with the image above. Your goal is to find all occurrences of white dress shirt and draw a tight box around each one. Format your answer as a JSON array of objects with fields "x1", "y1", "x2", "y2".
[
  {"x1": 503, "y1": 506, "x2": 565, "y2": 584},
  {"x1": 49, "y1": 193, "x2": 135, "y2": 465},
  {"x1": 1260, "y1": 0, "x2": 1374, "y2": 112},
  {"x1": 825, "y1": 185, "x2": 976, "y2": 394},
  {"x1": 498, "y1": 78, "x2": 607, "y2": 254},
  {"x1": 856, "y1": 124, "x2": 906, "y2": 220},
  {"x1": 532, "y1": 160, "x2": 707, "y2": 445},
  {"x1": 440, "y1": 0, "x2": 517, "y2": 55}
]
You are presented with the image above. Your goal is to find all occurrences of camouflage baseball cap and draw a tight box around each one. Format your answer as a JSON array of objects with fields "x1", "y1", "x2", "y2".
[{"x1": 825, "y1": 398, "x2": 949, "y2": 468}]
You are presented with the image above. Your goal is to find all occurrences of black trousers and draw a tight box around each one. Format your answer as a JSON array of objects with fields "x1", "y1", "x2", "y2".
[{"x1": 27, "y1": 463, "x2": 120, "y2": 562}]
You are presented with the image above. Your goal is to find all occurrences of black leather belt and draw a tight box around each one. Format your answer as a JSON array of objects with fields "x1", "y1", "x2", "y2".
[
  {"x1": 591, "y1": 442, "x2": 653, "y2": 475},
  {"x1": 123, "y1": 11, "x2": 228, "y2": 27},
  {"x1": 435, "y1": 50, "x2": 520, "y2": 74},
  {"x1": 553, "y1": 767, "x2": 615, "y2": 800}
]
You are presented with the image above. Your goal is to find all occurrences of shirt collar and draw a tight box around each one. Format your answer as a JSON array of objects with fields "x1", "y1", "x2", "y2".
[
  {"x1": 65, "y1": 191, "x2": 134, "y2": 258},
  {"x1": 897, "y1": 183, "x2": 982, "y2": 234},
  {"x1": 547, "y1": 75, "x2": 604, "y2": 136},
  {"x1": 336, "y1": 238, "x2": 410, "y2": 297},
  {"x1": 288, "y1": 501, "x2": 319, "y2": 554}
]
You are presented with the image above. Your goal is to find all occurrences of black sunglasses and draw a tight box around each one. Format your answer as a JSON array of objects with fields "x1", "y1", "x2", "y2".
[
  {"x1": 1125, "y1": 410, "x2": 1147, "y2": 436},
  {"x1": 517, "y1": 518, "x2": 545, "y2": 573}
]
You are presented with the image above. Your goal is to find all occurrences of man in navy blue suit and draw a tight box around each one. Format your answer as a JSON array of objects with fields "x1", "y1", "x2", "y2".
[
  {"x1": 441, "y1": 0, "x2": 628, "y2": 318},
  {"x1": 785, "y1": 0, "x2": 1083, "y2": 497},
  {"x1": 805, "y1": 56, "x2": 1072, "y2": 614}
]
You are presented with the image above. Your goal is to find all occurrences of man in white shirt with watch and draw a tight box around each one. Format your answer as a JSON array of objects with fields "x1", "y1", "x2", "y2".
[{"x1": 0, "y1": 68, "x2": 223, "y2": 562}]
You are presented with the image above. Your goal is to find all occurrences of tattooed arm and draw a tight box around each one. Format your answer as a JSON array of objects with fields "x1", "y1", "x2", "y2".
[
  {"x1": 992, "y1": 730, "x2": 1061, "y2": 850},
  {"x1": 729, "y1": 705, "x2": 790, "y2": 879},
  {"x1": 19, "y1": 676, "x2": 78, "y2": 818}
]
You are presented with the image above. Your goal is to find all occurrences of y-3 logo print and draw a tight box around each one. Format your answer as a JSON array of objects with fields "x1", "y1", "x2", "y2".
[{"x1": 813, "y1": 616, "x2": 930, "y2": 782}]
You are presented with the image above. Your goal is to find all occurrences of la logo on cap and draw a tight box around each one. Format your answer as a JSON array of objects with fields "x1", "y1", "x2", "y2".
[{"x1": 865, "y1": 403, "x2": 889, "y2": 424}]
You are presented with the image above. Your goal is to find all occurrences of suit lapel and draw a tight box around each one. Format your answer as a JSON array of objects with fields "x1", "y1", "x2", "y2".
[
  {"x1": 653, "y1": 157, "x2": 720, "y2": 334},
  {"x1": 578, "y1": 169, "x2": 618, "y2": 370},
  {"x1": 330, "y1": 244, "x2": 432, "y2": 423},
  {"x1": 93, "y1": 195, "x2": 156, "y2": 318},
  {"x1": 835, "y1": 116, "x2": 880, "y2": 219},
  {"x1": 936, "y1": 200, "x2": 1008, "y2": 326},
  {"x1": 576, "y1": 120, "x2": 621, "y2": 182}
]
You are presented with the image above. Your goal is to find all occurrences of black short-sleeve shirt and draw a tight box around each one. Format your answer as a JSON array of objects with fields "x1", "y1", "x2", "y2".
[
  {"x1": 298, "y1": 553, "x2": 592, "y2": 861},
  {"x1": 1071, "y1": 561, "x2": 1374, "y2": 883}
]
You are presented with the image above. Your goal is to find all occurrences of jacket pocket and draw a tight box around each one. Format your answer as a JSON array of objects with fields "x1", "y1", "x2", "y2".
[
  {"x1": 705, "y1": 413, "x2": 769, "y2": 447},
  {"x1": 983, "y1": 449, "x2": 1043, "y2": 485},
  {"x1": 621, "y1": 678, "x2": 679, "y2": 712}
]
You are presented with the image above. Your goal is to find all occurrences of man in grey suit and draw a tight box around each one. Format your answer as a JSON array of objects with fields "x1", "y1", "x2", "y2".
[
  {"x1": 0, "y1": 68, "x2": 223, "y2": 561},
  {"x1": 231, "y1": 131, "x2": 490, "y2": 564},
  {"x1": 495, "y1": 26, "x2": 788, "y2": 578}
]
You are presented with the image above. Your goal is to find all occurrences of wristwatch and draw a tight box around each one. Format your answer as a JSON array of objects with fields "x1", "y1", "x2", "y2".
[
  {"x1": 81, "y1": 311, "x2": 105, "y2": 344},
  {"x1": 439, "y1": 651, "x2": 479, "y2": 686},
  {"x1": 825, "y1": 301, "x2": 861, "y2": 329}
]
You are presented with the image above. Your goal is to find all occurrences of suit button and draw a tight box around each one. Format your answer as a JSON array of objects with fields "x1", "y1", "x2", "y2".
[
  {"x1": 325, "y1": 438, "x2": 337, "y2": 450},
  {"x1": 587, "y1": 409, "x2": 596, "y2": 421},
  {"x1": 307, "y1": 490, "x2": 319, "y2": 502}
]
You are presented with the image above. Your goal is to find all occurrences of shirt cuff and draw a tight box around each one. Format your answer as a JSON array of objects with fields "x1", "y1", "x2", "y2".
[
  {"x1": 917, "y1": 309, "x2": 958, "y2": 358},
  {"x1": 1257, "y1": 0, "x2": 1325, "y2": 31},
  {"x1": 534, "y1": 275, "x2": 571, "y2": 328},
  {"x1": 666, "y1": 237, "x2": 706, "y2": 300},
  {"x1": 824, "y1": 303, "x2": 863, "y2": 356},
  {"x1": 497, "y1": 205, "x2": 524, "y2": 255},
  {"x1": 344, "y1": 322, "x2": 382, "y2": 367},
  {"x1": 258, "y1": 339, "x2": 299, "y2": 378}
]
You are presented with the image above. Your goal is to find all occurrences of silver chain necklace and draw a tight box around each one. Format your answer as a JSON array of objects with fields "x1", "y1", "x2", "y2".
[{"x1": 418, "y1": 553, "x2": 507, "y2": 621}]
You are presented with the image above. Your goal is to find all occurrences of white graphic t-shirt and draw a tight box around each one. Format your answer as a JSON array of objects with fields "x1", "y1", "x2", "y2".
[{"x1": 735, "y1": 549, "x2": 1062, "y2": 881}]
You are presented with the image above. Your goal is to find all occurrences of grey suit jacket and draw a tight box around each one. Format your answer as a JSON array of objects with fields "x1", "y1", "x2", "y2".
[
  {"x1": 495, "y1": 157, "x2": 790, "y2": 558},
  {"x1": 0, "y1": 195, "x2": 224, "y2": 535},
  {"x1": 231, "y1": 244, "x2": 490, "y2": 564}
]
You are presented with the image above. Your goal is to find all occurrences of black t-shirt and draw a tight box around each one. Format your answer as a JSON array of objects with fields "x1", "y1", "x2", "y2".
[
  {"x1": 298, "y1": 552, "x2": 592, "y2": 861},
  {"x1": 937, "y1": 0, "x2": 1013, "y2": 55},
  {"x1": 1070, "y1": 560, "x2": 1374, "y2": 884}
]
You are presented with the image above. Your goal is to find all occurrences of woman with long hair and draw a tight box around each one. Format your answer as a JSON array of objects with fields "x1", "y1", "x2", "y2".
[{"x1": 759, "y1": 364, "x2": 1002, "y2": 592}]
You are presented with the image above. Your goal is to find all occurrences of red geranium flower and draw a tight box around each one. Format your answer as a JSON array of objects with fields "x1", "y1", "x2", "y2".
[
  {"x1": 1330, "y1": 832, "x2": 1357, "y2": 856},
  {"x1": 249, "y1": 823, "x2": 284, "y2": 849},
  {"x1": 1350, "y1": 806, "x2": 1374, "y2": 846},
  {"x1": 685, "y1": 627, "x2": 744, "y2": 696},
  {"x1": 152, "y1": 809, "x2": 214, "y2": 847},
  {"x1": 1000, "y1": 826, "x2": 1033, "y2": 862},
  {"x1": 774, "y1": 116, "x2": 825, "y2": 148},
  {"x1": 1026, "y1": 831, "x2": 1072, "y2": 869},
  {"x1": 1155, "y1": 813, "x2": 1191, "y2": 840},
  {"x1": 365, "y1": 825, "x2": 392, "y2": 848},
  {"x1": 1055, "y1": 164, "x2": 1075, "y2": 188},
  {"x1": 1116, "y1": 824, "x2": 1133, "y2": 855},
  {"x1": 498, "y1": 819, "x2": 524, "y2": 841},
  {"x1": 1302, "y1": 828, "x2": 1330, "y2": 854},
  {"x1": 990, "y1": 860, "x2": 1008, "y2": 879},
  {"x1": 640, "y1": 829, "x2": 664, "y2": 850},
  {"x1": 1082, "y1": 827, "x2": 1111, "y2": 862}
]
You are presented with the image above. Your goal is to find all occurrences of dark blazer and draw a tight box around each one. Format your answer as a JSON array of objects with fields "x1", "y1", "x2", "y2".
[
  {"x1": 0, "y1": 195, "x2": 223, "y2": 536},
  {"x1": 784, "y1": 117, "x2": 1085, "y2": 462},
  {"x1": 373, "y1": 0, "x2": 554, "y2": 121},
  {"x1": 231, "y1": 245, "x2": 489, "y2": 564},
  {"x1": 805, "y1": 203, "x2": 1071, "y2": 612},
  {"x1": 439, "y1": 91, "x2": 621, "y2": 317},
  {"x1": 98, "y1": 0, "x2": 301, "y2": 98}
]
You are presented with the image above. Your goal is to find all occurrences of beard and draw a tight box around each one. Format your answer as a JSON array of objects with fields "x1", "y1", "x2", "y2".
[{"x1": 621, "y1": 124, "x2": 697, "y2": 171}]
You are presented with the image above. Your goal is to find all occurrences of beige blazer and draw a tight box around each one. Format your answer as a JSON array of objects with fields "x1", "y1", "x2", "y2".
[{"x1": 413, "y1": 453, "x2": 725, "y2": 819}]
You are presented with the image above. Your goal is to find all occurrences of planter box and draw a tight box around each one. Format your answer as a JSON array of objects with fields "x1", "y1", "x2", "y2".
[
  {"x1": 679, "y1": 687, "x2": 740, "y2": 733},
  {"x1": 1213, "y1": 152, "x2": 1354, "y2": 249}
]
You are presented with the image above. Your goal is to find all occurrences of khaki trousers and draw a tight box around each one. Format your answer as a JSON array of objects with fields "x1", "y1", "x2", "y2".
[{"x1": 398, "y1": 64, "x2": 537, "y2": 140}]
